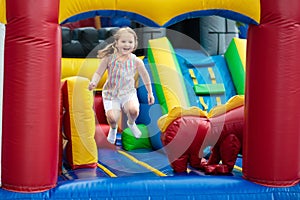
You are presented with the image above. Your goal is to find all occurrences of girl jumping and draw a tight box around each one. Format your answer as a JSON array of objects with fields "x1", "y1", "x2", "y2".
[{"x1": 88, "y1": 27, "x2": 155, "y2": 144}]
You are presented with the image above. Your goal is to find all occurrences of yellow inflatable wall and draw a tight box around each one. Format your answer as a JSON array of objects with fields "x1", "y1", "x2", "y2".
[
  {"x1": 0, "y1": 0, "x2": 6, "y2": 24},
  {"x1": 61, "y1": 58, "x2": 107, "y2": 90},
  {"x1": 61, "y1": 76, "x2": 98, "y2": 169}
]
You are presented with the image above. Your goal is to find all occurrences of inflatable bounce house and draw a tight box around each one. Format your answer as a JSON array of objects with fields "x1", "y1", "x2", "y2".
[{"x1": 0, "y1": 0, "x2": 300, "y2": 199}]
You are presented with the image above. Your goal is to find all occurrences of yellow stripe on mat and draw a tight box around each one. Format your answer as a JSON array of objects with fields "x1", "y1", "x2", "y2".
[
  {"x1": 97, "y1": 163, "x2": 117, "y2": 177},
  {"x1": 117, "y1": 150, "x2": 167, "y2": 177},
  {"x1": 187, "y1": 165, "x2": 242, "y2": 174},
  {"x1": 234, "y1": 165, "x2": 242, "y2": 172}
]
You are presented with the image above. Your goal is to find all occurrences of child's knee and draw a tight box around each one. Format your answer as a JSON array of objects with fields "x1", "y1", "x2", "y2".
[
  {"x1": 128, "y1": 107, "x2": 139, "y2": 117},
  {"x1": 106, "y1": 111, "x2": 119, "y2": 125}
]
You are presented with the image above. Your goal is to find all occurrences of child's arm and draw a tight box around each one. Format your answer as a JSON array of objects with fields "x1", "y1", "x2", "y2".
[
  {"x1": 88, "y1": 57, "x2": 109, "y2": 90},
  {"x1": 136, "y1": 57, "x2": 155, "y2": 105}
]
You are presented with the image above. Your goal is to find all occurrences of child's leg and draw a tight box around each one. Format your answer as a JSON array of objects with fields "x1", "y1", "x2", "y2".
[
  {"x1": 106, "y1": 110, "x2": 121, "y2": 144},
  {"x1": 123, "y1": 100, "x2": 139, "y2": 123},
  {"x1": 123, "y1": 95, "x2": 141, "y2": 138},
  {"x1": 103, "y1": 99, "x2": 121, "y2": 144},
  {"x1": 106, "y1": 109, "x2": 121, "y2": 128}
]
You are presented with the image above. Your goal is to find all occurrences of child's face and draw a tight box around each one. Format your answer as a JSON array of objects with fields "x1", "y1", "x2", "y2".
[{"x1": 116, "y1": 32, "x2": 135, "y2": 56}]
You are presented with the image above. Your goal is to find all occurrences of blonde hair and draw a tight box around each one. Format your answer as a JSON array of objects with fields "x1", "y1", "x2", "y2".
[{"x1": 97, "y1": 27, "x2": 138, "y2": 59}]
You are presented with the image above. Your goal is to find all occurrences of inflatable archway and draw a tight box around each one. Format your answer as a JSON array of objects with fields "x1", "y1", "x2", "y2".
[
  {"x1": 58, "y1": 0, "x2": 260, "y2": 27},
  {"x1": 0, "y1": 0, "x2": 300, "y2": 193}
]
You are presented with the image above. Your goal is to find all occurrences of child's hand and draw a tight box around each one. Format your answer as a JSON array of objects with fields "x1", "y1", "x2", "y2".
[
  {"x1": 148, "y1": 93, "x2": 155, "y2": 105},
  {"x1": 88, "y1": 82, "x2": 96, "y2": 91}
]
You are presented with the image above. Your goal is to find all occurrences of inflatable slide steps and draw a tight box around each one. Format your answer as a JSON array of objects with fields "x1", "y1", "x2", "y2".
[
  {"x1": 175, "y1": 48, "x2": 238, "y2": 112},
  {"x1": 175, "y1": 48, "x2": 227, "y2": 111},
  {"x1": 210, "y1": 55, "x2": 236, "y2": 101},
  {"x1": 148, "y1": 37, "x2": 238, "y2": 112}
]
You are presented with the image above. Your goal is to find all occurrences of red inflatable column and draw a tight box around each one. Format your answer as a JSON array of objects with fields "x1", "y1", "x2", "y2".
[
  {"x1": 2, "y1": 0, "x2": 60, "y2": 192},
  {"x1": 243, "y1": 0, "x2": 300, "y2": 186}
]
